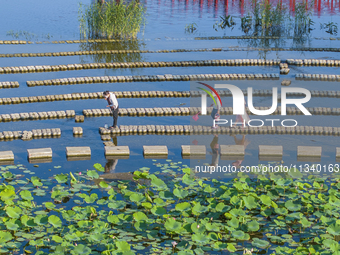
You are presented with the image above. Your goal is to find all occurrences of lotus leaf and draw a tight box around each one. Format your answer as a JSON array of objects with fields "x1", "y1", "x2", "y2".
[
  {"x1": 34, "y1": 215, "x2": 48, "y2": 225},
  {"x1": 71, "y1": 244, "x2": 92, "y2": 255},
  {"x1": 275, "y1": 207, "x2": 288, "y2": 215},
  {"x1": 151, "y1": 206, "x2": 167, "y2": 216},
  {"x1": 252, "y1": 238, "x2": 270, "y2": 248},
  {"x1": 285, "y1": 200, "x2": 301, "y2": 211},
  {"x1": 133, "y1": 211, "x2": 148, "y2": 221},
  {"x1": 247, "y1": 220, "x2": 260, "y2": 232},
  {"x1": 94, "y1": 163, "x2": 105, "y2": 172},
  {"x1": 85, "y1": 193, "x2": 98, "y2": 203},
  {"x1": 243, "y1": 196, "x2": 258, "y2": 209},
  {"x1": 5, "y1": 221, "x2": 19, "y2": 231},
  {"x1": 231, "y1": 230, "x2": 245, "y2": 240},
  {"x1": 327, "y1": 223, "x2": 340, "y2": 236},
  {"x1": 6, "y1": 206, "x2": 22, "y2": 219},
  {"x1": 178, "y1": 250, "x2": 194, "y2": 255},
  {"x1": 260, "y1": 194, "x2": 272, "y2": 206},
  {"x1": 151, "y1": 178, "x2": 167, "y2": 190},
  {"x1": 173, "y1": 188, "x2": 189, "y2": 199},
  {"x1": 129, "y1": 192, "x2": 145, "y2": 203},
  {"x1": 175, "y1": 202, "x2": 191, "y2": 212},
  {"x1": 227, "y1": 217, "x2": 239, "y2": 229},
  {"x1": 99, "y1": 181, "x2": 109, "y2": 188},
  {"x1": 48, "y1": 215, "x2": 62, "y2": 228},
  {"x1": 192, "y1": 233, "x2": 209, "y2": 244},
  {"x1": 192, "y1": 203, "x2": 208, "y2": 215},
  {"x1": 0, "y1": 188, "x2": 15, "y2": 202},
  {"x1": 108, "y1": 201, "x2": 126, "y2": 209},
  {"x1": 87, "y1": 170, "x2": 99, "y2": 179},
  {"x1": 164, "y1": 218, "x2": 181, "y2": 232},
  {"x1": 182, "y1": 174, "x2": 195, "y2": 185},
  {"x1": 55, "y1": 174, "x2": 68, "y2": 183},
  {"x1": 227, "y1": 243, "x2": 237, "y2": 252},
  {"x1": 116, "y1": 240, "x2": 131, "y2": 251},
  {"x1": 191, "y1": 223, "x2": 205, "y2": 233}
]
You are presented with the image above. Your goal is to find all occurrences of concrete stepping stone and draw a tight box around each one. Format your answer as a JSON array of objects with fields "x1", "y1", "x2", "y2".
[
  {"x1": 336, "y1": 148, "x2": 340, "y2": 162},
  {"x1": 297, "y1": 146, "x2": 322, "y2": 162},
  {"x1": 105, "y1": 146, "x2": 130, "y2": 159},
  {"x1": 27, "y1": 148, "x2": 52, "y2": 159},
  {"x1": 66, "y1": 146, "x2": 91, "y2": 157},
  {"x1": 259, "y1": 145, "x2": 283, "y2": 156},
  {"x1": 73, "y1": 127, "x2": 83, "y2": 136},
  {"x1": 0, "y1": 151, "x2": 14, "y2": 161},
  {"x1": 75, "y1": 115, "x2": 84, "y2": 122},
  {"x1": 336, "y1": 148, "x2": 340, "y2": 158},
  {"x1": 143, "y1": 146, "x2": 168, "y2": 158},
  {"x1": 101, "y1": 135, "x2": 111, "y2": 141},
  {"x1": 220, "y1": 145, "x2": 245, "y2": 156},
  {"x1": 220, "y1": 145, "x2": 245, "y2": 160},
  {"x1": 297, "y1": 146, "x2": 322, "y2": 157},
  {"x1": 181, "y1": 145, "x2": 206, "y2": 159}
]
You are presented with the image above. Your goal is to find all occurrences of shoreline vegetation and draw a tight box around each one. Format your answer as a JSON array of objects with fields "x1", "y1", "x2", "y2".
[
  {"x1": 78, "y1": 0, "x2": 146, "y2": 39},
  {"x1": 0, "y1": 162, "x2": 339, "y2": 254}
]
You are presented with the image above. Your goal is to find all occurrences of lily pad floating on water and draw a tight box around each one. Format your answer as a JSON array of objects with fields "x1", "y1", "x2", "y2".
[
  {"x1": 252, "y1": 238, "x2": 270, "y2": 248},
  {"x1": 93, "y1": 163, "x2": 105, "y2": 172}
]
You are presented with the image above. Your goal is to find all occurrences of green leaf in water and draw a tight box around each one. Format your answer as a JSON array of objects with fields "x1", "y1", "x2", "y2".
[
  {"x1": 251, "y1": 238, "x2": 270, "y2": 248},
  {"x1": 48, "y1": 215, "x2": 62, "y2": 228},
  {"x1": 87, "y1": 170, "x2": 99, "y2": 179},
  {"x1": 94, "y1": 163, "x2": 105, "y2": 172},
  {"x1": 55, "y1": 174, "x2": 68, "y2": 183},
  {"x1": 173, "y1": 188, "x2": 189, "y2": 199},
  {"x1": 6, "y1": 206, "x2": 22, "y2": 219}
]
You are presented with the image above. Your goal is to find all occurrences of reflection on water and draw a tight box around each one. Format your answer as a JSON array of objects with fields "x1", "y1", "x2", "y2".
[
  {"x1": 152, "y1": 0, "x2": 340, "y2": 18},
  {"x1": 231, "y1": 134, "x2": 251, "y2": 168},
  {"x1": 210, "y1": 134, "x2": 219, "y2": 166},
  {"x1": 105, "y1": 158, "x2": 119, "y2": 173},
  {"x1": 78, "y1": 40, "x2": 146, "y2": 64}
]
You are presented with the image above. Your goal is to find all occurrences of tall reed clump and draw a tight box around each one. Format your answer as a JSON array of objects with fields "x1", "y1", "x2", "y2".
[
  {"x1": 250, "y1": 0, "x2": 288, "y2": 36},
  {"x1": 78, "y1": 0, "x2": 146, "y2": 39}
]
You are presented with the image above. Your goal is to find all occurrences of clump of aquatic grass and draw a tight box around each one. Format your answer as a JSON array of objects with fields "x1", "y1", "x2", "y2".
[
  {"x1": 321, "y1": 21, "x2": 338, "y2": 35},
  {"x1": 214, "y1": 15, "x2": 236, "y2": 31},
  {"x1": 185, "y1": 23, "x2": 198, "y2": 34},
  {"x1": 229, "y1": 0, "x2": 314, "y2": 38},
  {"x1": 6, "y1": 30, "x2": 38, "y2": 40},
  {"x1": 293, "y1": 2, "x2": 314, "y2": 36},
  {"x1": 251, "y1": 0, "x2": 288, "y2": 36},
  {"x1": 78, "y1": 0, "x2": 146, "y2": 39}
]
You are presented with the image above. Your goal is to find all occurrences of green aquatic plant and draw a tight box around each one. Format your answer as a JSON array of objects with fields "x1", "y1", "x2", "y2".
[
  {"x1": 0, "y1": 162, "x2": 339, "y2": 254},
  {"x1": 78, "y1": 0, "x2": 146, "y2": 39},
  {"x1": 185, "y1": 23, "x2": 198, "y2": 34},
  {"x1": 6, "y1": 30, "x2": 38, "y2": 41},
  {"x1": 213, "y1": 15, "x2": 236, "y2": 31},
  {"x1": 241, "y1": 16, "x2": 252, "y2": 34},
  {"x1": 321, "y1": 21, "x2": 338, "y2": 35}
]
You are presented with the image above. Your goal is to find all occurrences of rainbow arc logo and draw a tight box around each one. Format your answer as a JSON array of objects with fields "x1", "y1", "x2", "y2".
[
  {"x1": 192, "y1": 82, "x2": 222, "y2": 121},
  {"x1": 197, "y1": 82, "x2": 222, "y2": 108}
]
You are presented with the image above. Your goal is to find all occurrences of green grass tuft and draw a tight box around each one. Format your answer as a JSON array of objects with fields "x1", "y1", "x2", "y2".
[{"x1": 78, "y1": 0, "x2": 146, "y2": 39}]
